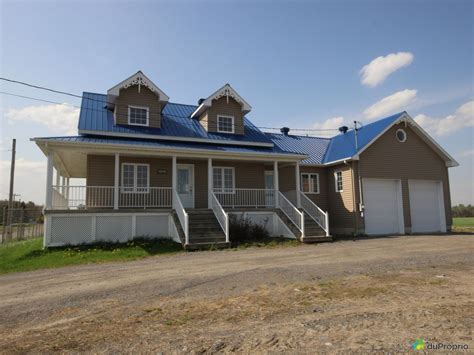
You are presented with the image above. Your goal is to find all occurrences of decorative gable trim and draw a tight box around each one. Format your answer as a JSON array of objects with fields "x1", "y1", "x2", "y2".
[
  {"x1": 107, "y1": 71, "x2": 169, "y2": 109},
  {"x1": 191, "y1": 84, "x2": 252, "y2": 118}
]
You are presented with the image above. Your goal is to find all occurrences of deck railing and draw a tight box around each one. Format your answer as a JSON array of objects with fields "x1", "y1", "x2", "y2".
[
  {"x1": 277, "y1": 191, "x2": 304, "y2": 237},
  {"x1": 213, "y1": 188, "x2": 275, "y2": 208},
  {"x1": 173, "y1": 189, "x2": 189, "y2": 244},
  {"x1": 210, "y1": 191, "x2": 229, "y2": 242},
  {"x1": 51, "y1": 186, "x2": 172, "y2": 209},
  {"x1": 300, "y1": 191, "x2": 330, "y2": 236}
]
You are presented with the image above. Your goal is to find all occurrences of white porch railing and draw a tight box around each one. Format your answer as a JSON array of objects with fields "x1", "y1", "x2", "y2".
[
  {"x1": 213, "y1": 188, "x2": 275, "y2": 208},
  {"x1": 173, "y1": 189, "x2": 189, "y2": 245},
  {"x1": 210, "y1": 191, "x2": 229, "y2": 243},
  {"x1": 277, "y1": 191, "x2": 304, "y2": 237},
  {"x1": 51, "y1": 186, "x2": 172, "y2": 209},
  {"x1": 300, "y1": 191, "x2": 330, "y2": 236}
]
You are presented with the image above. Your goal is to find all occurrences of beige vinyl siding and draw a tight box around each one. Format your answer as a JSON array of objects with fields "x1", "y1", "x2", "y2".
[
  {"x1": 199, "y1": 96, "x2": 245, "y2": 135},
  {"x1": 327, "y1": 164, "x2": 356, "y2": 230},
  {"x1": 358, "y1": 123, "x2": 452, "y2": 230},
  {"x1": 300, "y1": 166, "x2": 328, "y2": 211},
  {"x1": 115, "y1": 85, "x2": 161, "y2": 128}
]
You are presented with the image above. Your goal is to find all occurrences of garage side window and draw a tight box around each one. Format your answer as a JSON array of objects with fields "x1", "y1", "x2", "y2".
[
  {"x1": 301, "y1": 173, "x2": 319, "y2": 194},
  {"x1": 335, "y1": 171, "x2": 343, "y2": 192}
]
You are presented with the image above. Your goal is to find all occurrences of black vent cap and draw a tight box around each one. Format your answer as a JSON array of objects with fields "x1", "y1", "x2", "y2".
[{"x1": 280, "y1": 127, "x2": 290, "y2": 136}]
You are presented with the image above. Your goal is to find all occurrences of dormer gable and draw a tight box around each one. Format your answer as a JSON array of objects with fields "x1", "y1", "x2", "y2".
[
  {"x1": 106, "y1": 71, "x2": 169, "y2": 129},
  {"x1": 191, "y1": 84, "x2": 252, "y2": 135}
]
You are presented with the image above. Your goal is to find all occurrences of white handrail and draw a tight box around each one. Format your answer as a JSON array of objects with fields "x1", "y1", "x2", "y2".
[
  {"x1": 210, "y1": 191, "x2": 229, "y2": 242},
  {"x1": 173, "y1": 189, "x2": 189, "y2": 245},
  {"x1": 300, "y1": 192, "x2": 330, "y2": 236},
  {"x1": 277, "y1": 191, "x2": 304, "y2": 237},
  {"x1": 213, "y1": 188, "x2": 275, "y2": 208}
]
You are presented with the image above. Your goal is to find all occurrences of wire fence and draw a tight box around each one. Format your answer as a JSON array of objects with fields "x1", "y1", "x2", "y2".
[{"x1": 1, "y1": 207, "x2": 44, "y2": 243}]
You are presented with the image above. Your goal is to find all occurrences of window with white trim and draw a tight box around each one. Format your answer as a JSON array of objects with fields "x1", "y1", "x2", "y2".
[
  {"x1": 335, "y1": 171, "x2": 343, "y2": 192},
  {"x1": 213, "y1": 167, "x2": 235, "y2": 193},
  {"x1": 301, "y1": 173, "x2": 320, "y2": 194},
  {"x1": 217, "y1": 115, "x2": 234, "y2": 133},
  {"x1": 121, "y1": 163, "x2": 150, "y2": 193},
  {"x1": 128, "y1": 106, "x2": 149, "y2": 126}
]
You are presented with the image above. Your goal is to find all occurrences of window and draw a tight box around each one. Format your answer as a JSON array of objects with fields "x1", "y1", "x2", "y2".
[
  {"x1": 213, "y1": 167, "x2": 235, "y2": 193},
  {"x1": 121, "y1": 163, "x2": 149, "y2": 193},
  {"x1": 301, "y1": 173, "x2": 320, "y2": 194},
  {"x1": 217, "y1": 115, "x2": 234, "y2": 133},
  {"x1": 396, "y1": 128, "x2": 407, "y2": 142},
  {"x1": 128, "y1": 106, "x2": 149, "y2": 126},
  {"x1": 335, "y1": 171, "x2": 343, "y2": 192}
]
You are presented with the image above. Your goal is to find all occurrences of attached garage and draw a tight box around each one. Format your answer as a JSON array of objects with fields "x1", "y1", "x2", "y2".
[
  {"x1": 362, "y1": 179, "x2": 405, "y2": 235},
  {"x1": 408, "y1": 180, "x2": 446, "y2": 233}
]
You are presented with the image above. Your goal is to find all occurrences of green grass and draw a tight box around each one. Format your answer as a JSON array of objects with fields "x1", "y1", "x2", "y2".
[
  {"x1": 0, "y1": 237, "x2": 183, "y2": 275},
  {"x1": 453, "y1": 217, "x2": 474, "y2": 227}
]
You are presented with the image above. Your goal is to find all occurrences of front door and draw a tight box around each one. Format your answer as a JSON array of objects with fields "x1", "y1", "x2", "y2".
[
  {"x1": 177, "y1": 164, "x2": 194, "y2": 208},
  {"x1": 264, "y1": 171, "x2": 275, "y2": 207}
]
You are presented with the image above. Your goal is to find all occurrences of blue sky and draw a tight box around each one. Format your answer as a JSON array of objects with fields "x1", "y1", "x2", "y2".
[{"x1": 1, "y1": 0, "x2": 473, "y2": 204}]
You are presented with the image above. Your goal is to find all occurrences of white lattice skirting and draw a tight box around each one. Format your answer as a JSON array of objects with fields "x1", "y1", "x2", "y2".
[{"x1": 44, "y1": 212, "x2": 179, "y2": 247}]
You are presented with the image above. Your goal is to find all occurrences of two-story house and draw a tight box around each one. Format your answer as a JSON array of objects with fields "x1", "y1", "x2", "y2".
[{"x1": 32, "y1": 71, "x2": 458, "y2": 248}]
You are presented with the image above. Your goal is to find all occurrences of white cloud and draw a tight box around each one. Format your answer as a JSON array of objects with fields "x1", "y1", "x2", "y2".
[
  {"x1": 360, "y1": 52, "x2": 414, "y2": 87},
  {"x1": 0, "y1": 158, "x2": 46, "y2": 204},
  {"x1": 6, "y1": 104, "x2": 79, "y2": 135},
  {"x1": 363, "y1": 89, "x2": 417, "y2": 120},
  {"x1": 414, "y1": 100, "x2": 474, "y2": 136},
  {"x1": 312, "y1": 116, "x2": 346, "y2": 136}
]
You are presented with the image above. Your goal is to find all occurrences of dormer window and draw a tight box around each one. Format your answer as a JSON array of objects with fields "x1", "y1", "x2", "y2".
[
  {"x1": 217, "y1": 115, "x2": 234, "y2": 133},
  {"x1": 128, "y1": 105, "x2": 149, "y2": 126}
]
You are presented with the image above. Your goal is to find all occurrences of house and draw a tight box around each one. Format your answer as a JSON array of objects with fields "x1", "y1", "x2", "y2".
[{"x1": 32, "y1": 71, "x2": 458, "y2": 248}]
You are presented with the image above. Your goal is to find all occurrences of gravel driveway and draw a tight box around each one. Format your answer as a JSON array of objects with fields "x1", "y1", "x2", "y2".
[{"x1": 1, "y1": 234, "x2": 473, "y2": 353}]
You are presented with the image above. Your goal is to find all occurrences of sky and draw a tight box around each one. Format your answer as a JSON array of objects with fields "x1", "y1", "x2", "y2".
[{"x1": 0, "y1": 0, "x2": 473, "y2": 205}]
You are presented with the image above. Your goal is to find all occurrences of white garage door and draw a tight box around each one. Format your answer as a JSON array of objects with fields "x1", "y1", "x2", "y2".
[
  {"x1": 409, "y1": 180, "x2": 446, "y2": 233},
  {"x1": 363, "y1": 179, "x2": 404, "y2": 235}
]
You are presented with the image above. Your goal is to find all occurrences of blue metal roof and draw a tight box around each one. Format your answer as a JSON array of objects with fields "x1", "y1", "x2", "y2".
[
  {"x1": 78, "y1": 92, "x2": 273, "y2": 145},
  {"x1": 322, "y1": 112, "x2": 405, "y2": 163},
  {"x1": 36, "y1": 135, "x2": 305, "y2": 157},
  {"x1": 265, "y1": 133, "x2": 331, "y2": 165}
]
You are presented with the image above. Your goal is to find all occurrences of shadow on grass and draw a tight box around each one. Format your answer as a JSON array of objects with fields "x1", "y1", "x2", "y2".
[{"x1": 21, "y1": 238, "x2": 183, "y2": 260}]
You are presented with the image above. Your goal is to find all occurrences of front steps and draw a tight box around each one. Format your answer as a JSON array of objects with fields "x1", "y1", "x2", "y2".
[
  {"x1": 173, "y1": 209, "x2": 229, "y2": 250},
  {"x1": 275, "y1": 209, "x2": 332, "y2": 243}
]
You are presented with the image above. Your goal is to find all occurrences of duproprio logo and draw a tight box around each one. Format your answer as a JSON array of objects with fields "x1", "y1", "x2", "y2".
[{"x1": 412, "y1": 338, "x2": 425, "y2": 350}]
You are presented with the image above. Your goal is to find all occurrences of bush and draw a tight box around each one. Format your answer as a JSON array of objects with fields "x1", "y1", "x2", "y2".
[{"x1": 229, "y1": 215, "x2": 270, "y2": 243}]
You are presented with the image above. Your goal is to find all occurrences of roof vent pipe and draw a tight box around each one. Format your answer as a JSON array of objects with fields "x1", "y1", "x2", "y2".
[
  {"x1": 339, "y1": 126, "x2": 349, "y2": 134},
  {"x1": 280, "y1": 127, "x2": 290, "y2": 136}
]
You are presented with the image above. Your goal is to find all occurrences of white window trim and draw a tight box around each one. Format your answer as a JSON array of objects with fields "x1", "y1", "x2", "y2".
[
  {"x1": 301, "y1": 173, "x2": 320, "y2": 194},
  {"x1": 212, "y1": 166, "x2": 235, "y2": 194},
  {"x1": 128, "y1": 105, "x2": 150, "y2": 127},
  {"x1": 217, "y1": 115, "x2": 235, "y2": 133},
  {"x1": 335, "y1": 171, "x2": 343, "y2": 193},
  {"x1": 121, "y1": 163, "x2": 150, "y2": 193}
]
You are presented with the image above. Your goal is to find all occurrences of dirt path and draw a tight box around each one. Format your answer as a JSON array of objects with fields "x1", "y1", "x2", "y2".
[{"x1": 1, "y1": 235, "x2": 473, "y2": 353}]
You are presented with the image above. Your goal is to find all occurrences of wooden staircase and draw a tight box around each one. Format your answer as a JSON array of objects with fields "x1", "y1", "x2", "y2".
[
  {"x1": 173, "y1": 209, "x2": 230, "y2": 250},
  {"x1": 275, "y1": 209, "x2": 332, "y2": 243}
]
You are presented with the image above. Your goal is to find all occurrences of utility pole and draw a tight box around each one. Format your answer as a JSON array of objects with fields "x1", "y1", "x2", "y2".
[{"x1": 7, "y1": 139, "x2": 16, "y2": 237}]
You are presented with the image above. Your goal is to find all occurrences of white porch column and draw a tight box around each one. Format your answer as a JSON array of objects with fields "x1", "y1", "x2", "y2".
[
  {"x1": 172, "y1": 156, "x2": 177, "y2": 206},
  {"x1": 65, "y1": 177, "x2": 70, "y2": 200},
  {"x1": 208, "y1": 158, "x2": 213, "y2": 208},
  {"x1": 60, "y1": 176, "x2": 66, "y2": 194},
  {"x1": 114, "y1": 153, "x2": 120, "y2": 210},
  {"x1": 273, "y1": 161, "x2": 279, "y2": 207},
  {"x1": 45, "y1": 152, "x2": 54, "y2": 209},
  {"x1": 55, "y1": 169, "x2": 61, "y2": 187},
  {"x1": 295, "y1": 162, "x2": 301, "y2": 208}
]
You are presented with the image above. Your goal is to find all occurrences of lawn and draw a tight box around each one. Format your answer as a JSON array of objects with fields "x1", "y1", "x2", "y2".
[
  {"x1": 453, "y1": 217, "x2": 474, "y2": 233},
  {"x1": 0, "y1": 237, "x2": 183, "y2": 275}
]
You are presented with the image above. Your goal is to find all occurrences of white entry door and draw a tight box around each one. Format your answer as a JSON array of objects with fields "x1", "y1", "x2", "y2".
[
  {"x1": 409, "y1": 180, "x2": 446, "y2": 233},
  {"x1": 363, "y1": 179, "x2": 404, "y2": 235},
  {"x1": 177, "y1": 164, "x2": 194, "y2": 208},
  {"x1": 264, "y1": 171, "x2": 274, "y2": 206}
]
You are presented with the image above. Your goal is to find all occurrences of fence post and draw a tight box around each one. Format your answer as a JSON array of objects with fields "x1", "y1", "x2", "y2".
[
  {"x1": 1, "y1": 207, "x2": 6, "y2": 244},
  {"x1": 19, "y1": 209, "x2": 24, "y2": 240}
]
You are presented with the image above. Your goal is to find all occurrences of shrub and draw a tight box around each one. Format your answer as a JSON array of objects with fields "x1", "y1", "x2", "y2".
[{"x1": 229, "y1": 215, "x2": 270, "y2": 243}]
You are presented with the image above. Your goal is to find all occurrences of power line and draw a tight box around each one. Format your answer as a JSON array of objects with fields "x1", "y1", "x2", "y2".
[{"x1": 0, "y1": 77, "x2": 341, "y2": 132}]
